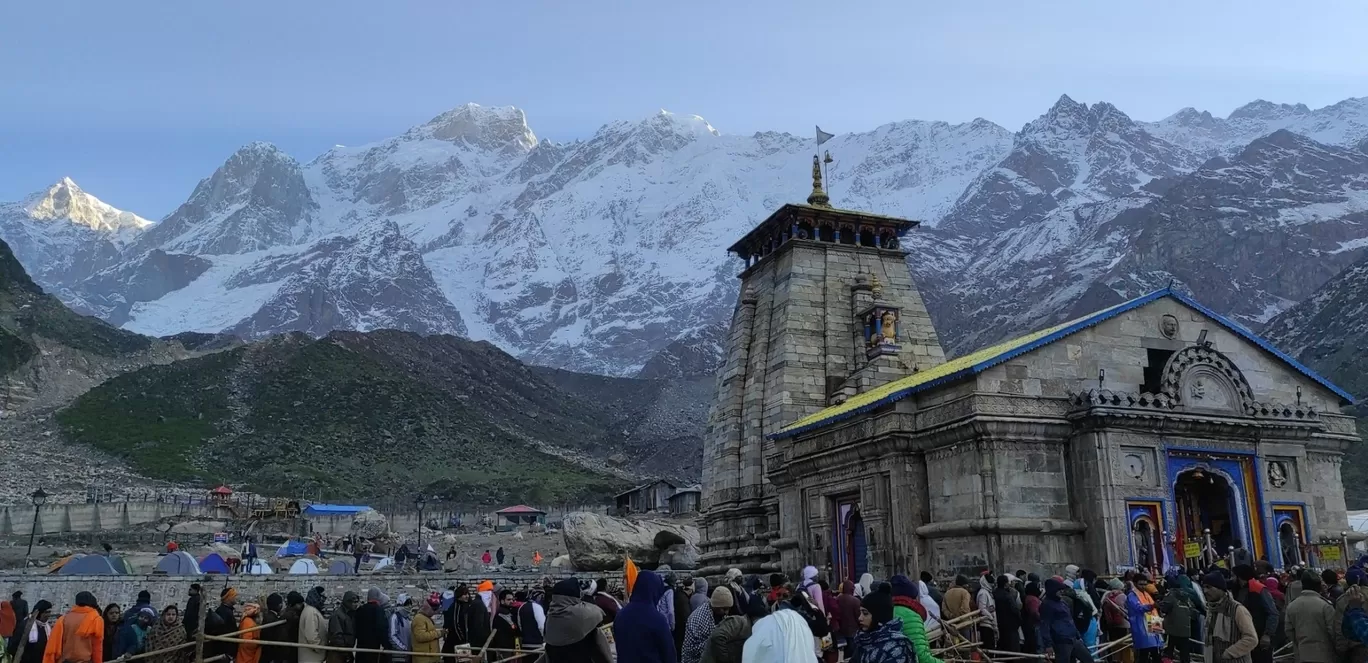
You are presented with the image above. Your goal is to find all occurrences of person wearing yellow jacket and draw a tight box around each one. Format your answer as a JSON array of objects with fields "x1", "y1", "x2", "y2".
[
  {"x1": 890, "y1": 576, "x2": 944, "y2": 663},
  {"x1": 410, "y1": 596, "x2": 441, "y2": 663}
]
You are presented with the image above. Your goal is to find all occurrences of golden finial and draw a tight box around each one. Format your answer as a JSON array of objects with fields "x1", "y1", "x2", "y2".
[
  {"x1": 870, "y1": 273, "x2": 883, "y2": 298},
  {"x1": 807, "y1": 154, "x2": 831, "y2": 207}
]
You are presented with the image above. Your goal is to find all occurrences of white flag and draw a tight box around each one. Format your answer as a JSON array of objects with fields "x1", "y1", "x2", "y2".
[{"x1": 816, "y1": 126, "x2": 835, "y2": 145}]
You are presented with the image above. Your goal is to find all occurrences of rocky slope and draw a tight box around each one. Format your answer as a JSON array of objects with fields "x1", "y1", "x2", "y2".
[
  {"x1": 8, "y1": 96, "x2": 1368, "y2": 375},
  {"x1": 1264, "y1": 254, "x2": 1368, "y2": 507},
  {"x1": 56, "y1": 328, "x2": 706, "y2": 503}
]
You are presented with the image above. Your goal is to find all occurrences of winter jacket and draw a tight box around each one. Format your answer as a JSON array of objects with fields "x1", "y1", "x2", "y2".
[
  {"x1": 43, "y1": 606, "x2": 105, "y2": 663},
  {"x1": 113, "y1": 622, "x2": 147, "y2": 658},
  {"x1": 518, "y1": 601, "x2": 544, "y2": 648},
  {"x1": 409, "y1": 613, "x2": 439, "y2": 663},
  {"x1": 892, "y1": 604, "x2": 943, "y2": 663},
  {"x1": 353, "y1": 601, "x2": 389, "y2": 663},
  {"x1": 613, "y1": 571, "x2": 678, "y2": 663},
  {"x1": 1286, "y1": 591, "x2": 1337, "y2": 663},
  {"x1": 1126, "y1": 590, "x2": 1163, "y2": 649},
  {"x1": 1159, "y1": 587, "x2": 1201, "y2": 639},
  {"x1": 1235, "y1": 578, "x2": 1280, "y2": 639},
  {"x1": 681, "y1": 607, "x2": 714, "y2": 663},
  {"x1": 1040, "y1": 595, "x2": 1082, "y2": 649},
  {"x1": 1206, "y1": 595, "x2": 1259, "y2": 663},
  {"x1": 942, "y1": 587, "x2": 972, "y2": 621},
  {"x1": 855, "y1": 619, "x2": 916, "y2": 663},
  {"x1": 298, "y1": 605, "x2": 327, "y2": 663},
  {"x1": 837, "y1": 590, "x2": 863, "y2": 639},
  {"x1": 700, "y1": 615, "x2": 750, "y2": 663},
  {"x1": 388, "y1": 609, "x2": 412, "y2": 662}
]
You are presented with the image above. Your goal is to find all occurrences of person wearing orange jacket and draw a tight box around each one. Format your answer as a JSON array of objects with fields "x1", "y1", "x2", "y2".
[
  {"x1": 43, "y1": 592, "x2": 105, "y2": 663},
  {"x1": 237, "y1": 603, "x2": 262, "y2": 663}
]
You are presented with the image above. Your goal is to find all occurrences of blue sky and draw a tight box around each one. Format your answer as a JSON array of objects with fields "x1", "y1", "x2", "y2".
[{"x1": 3, "y1": 0, "x2": 1367, "y2": 217}]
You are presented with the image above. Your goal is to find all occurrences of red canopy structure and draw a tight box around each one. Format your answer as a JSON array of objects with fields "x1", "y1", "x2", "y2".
[{"x1": 211, "y1": 485, "x2": 233, "y2": 495}]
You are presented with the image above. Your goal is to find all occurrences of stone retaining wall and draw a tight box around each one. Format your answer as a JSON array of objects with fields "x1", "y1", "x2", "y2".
[{"x1": 0, "y1": 572, "x2": 602, "y2": 613}]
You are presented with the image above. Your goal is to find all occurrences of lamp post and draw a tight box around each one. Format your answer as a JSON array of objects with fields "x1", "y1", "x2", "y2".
[
  {"x1": 415, "y1": 495, "x2": 426, "y2": 555},
  {"x1": 25, "y1": 487, "x2": 47, "y2": 567}
]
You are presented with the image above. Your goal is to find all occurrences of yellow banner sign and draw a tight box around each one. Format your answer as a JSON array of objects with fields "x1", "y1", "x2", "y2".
[
  {"x1": 1183, "y1": 542, "x2": 1202, "y2": 559},
  {"x1": 1320, "y1": 545, "x2": 1343, "y2": 562}
]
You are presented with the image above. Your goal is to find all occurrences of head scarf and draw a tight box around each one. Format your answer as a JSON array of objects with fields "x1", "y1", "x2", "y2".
[
  {"x1": 1065, "y1": 565, "x2": 1080, "y2": 581},
  {"x1": 857, "y1": 573, "x2": 875, "y2": 597},
  {"x1": 146, "y1": 604, "x2": 187, "y2": 657},
  {"x1": 743, "y1": 609, "x2": 817, "y2": 663},
  {"x1": 800, "y1": 566, "x2": 825, "y2": 614},
  {"x1": 221, "y1": 588, "x2": 237, "y2": 604},
  {"x1": 545, "y1": 579, "x2": 605, "y2": 647},
  {"x1": 305, "y1": 587, "x2": 326, "y2": 610},
  {"x1": 1107, "y1": 578, "x2": 1124, "y2": 591},
  {"x1": 916, "y1": 579, "x2": 942, "y2": 630},
  {"x1": 691, "y1": 577, "x2": 710, "y2": 612},
  {"x1": 726, "y1": 568, "x2": 744, "y2": 586}
]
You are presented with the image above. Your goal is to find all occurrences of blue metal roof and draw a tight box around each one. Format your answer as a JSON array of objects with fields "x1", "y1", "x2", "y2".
[
  {"x1": 303, "y1": 504, "x2": 373, "y2": 516},
  {"x1": 771, "y1": 287, "x2": 1355, "y2": 440}
]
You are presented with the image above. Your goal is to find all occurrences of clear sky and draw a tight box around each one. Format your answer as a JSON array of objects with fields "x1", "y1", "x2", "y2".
[{"x1": 3, "y1": 0, "x2": 1367, "y2": 217}]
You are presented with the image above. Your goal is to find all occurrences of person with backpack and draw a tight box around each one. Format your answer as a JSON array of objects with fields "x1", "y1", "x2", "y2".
[
  {"x1": 1101, "y1": 579, "x2": 1130, "y2": 660},
  {"x1": 1042, "y1": 579, "x2": 1095, "y2": 663},
  {"x1": 1161, "y1": 575, "x2": 1205, "y2": 663}
]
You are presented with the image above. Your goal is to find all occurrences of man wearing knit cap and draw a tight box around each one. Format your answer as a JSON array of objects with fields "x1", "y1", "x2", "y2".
[
  {"x1": 1231, "y1": 564, "x2": 1279, "y2": 663},
  {"x1": 857, "y1": 583, "x2": 915, "y2": 662},
  {"x1": 701, "y1": 588, "x2": 750, "y2": 663},
  {"x1": 1203, "y1": 572, "x2": 1259, "y2": 663}
]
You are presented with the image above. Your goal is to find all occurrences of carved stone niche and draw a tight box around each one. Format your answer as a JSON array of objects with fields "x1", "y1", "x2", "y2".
[{"x1": 1178, "y1": 364, "x2": 1241, "y2": 414}]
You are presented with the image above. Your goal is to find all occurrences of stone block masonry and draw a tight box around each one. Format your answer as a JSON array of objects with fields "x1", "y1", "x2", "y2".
[{"x1": 0, "y1": 572, "x2": 591, "y2": 613}]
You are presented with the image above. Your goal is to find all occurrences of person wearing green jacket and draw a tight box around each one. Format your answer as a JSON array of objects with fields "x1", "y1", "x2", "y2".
[{"x1": 890, "y1": 575, "x2": 944, "y2": 663}]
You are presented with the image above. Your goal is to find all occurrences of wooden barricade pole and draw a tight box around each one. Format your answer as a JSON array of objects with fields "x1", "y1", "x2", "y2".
[{"x1": 195, "y1": 594, "x2": 210, "y2": 663}]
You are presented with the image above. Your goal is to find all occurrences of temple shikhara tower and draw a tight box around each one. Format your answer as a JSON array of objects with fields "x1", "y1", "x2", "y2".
[{"x1": 698, "y1": 154, "x2": 1361, "y2": 580}]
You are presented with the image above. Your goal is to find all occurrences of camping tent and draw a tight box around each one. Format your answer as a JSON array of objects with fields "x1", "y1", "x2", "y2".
[
  {"x1": 199, "y1": 553, "x2": 230, "y2": 574},
  {"x1": 288, "y1": 558, "x2": 320, "y2": 575},
  {"x1": 245, "y1": 559, "x2": 274, "y2": 575},
  {"x1": 326, "y1": 559, "x2": 352, "y2": 575},
  {"x1": 108, "y1": 555, "x2": 135, "y2": 574},
  {"x1": 276, "y1": 541, "x2": 308, "y2": 558},
  {"x1": 155, "y1": 551, "x2": 201, "y2": 575},
  {"x1": 371, "y1": 556, "x2": 394, "y2": 572},
  {"x1": 419, "y1": 551, "x2": 441, "y2": 571},
  {"x1": 47, "y1": 555, "x2": 76, "y2": 574},
  {"x1": 58, "y1": 555, "x2": 120, "y2": 575}
]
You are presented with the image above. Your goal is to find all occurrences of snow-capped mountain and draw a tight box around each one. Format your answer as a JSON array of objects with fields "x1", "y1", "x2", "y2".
[
  {"x1": 5, "y1": 95, "x2": 1368, "y2": 376},
  {"x1": 1145, "y1": 97, "x2": 1368, "y2": 159},
  {"x1": 0, "y1": 178, "x2": 151, "y2": 296},
  {"x1": 1264, "y1": 248, "x2": 1368, "y2": 400}
]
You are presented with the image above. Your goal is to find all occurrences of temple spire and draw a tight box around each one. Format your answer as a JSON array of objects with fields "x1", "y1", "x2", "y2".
[{"x1": 807, "y1": 154, "x2": 831, "y2": 207}]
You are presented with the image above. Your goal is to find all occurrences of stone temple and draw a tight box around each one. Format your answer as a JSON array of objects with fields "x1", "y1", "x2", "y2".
[{"x1": 697, "y1": 157, "x2": 1361, "y2": 582}]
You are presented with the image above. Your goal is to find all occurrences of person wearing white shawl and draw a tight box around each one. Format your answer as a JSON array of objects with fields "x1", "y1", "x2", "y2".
[
  {"x1": 742, "y1": 609, "x2": 818, "y2": 663},
  {"x1": 917, "y1": 579, "x2": 943, "y2": 632},
  {"x1": 977, "y1": 573, "x2": 999, "y2": 650},
  {"x1": 856, "y1": 573, "x2": 875, "y2": 598}
]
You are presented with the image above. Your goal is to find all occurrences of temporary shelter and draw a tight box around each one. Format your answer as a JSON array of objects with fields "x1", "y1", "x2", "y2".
[
  {"x1": 245, "y1": 559, "x2": 274, "y2": 575},
  {"x1": 419, "y1": 551, "x2": 442, "y2": 571},
  {"x1": 47, "y1": 555, "x2": 76, "y2": 574},
  {"x1": 154, "y1": 551, "x2": 201, "y2": 575},
  {"x1": 58, "y1": 555, "x2": 121, "y2": 575},
  {"x1": 276, "y1": 541, "x2": 309, "y2": 558},
  {"x1": 199, "y1": 553, "x2": 231, "y2": 574},
  {"x1": 326, "y1": 559, "x2": 352, "y2": 575},
  {"x1": 109, "y1": 555, "x2": 135, "y2": 574},
  {"x1": 288, "y1": 558, "x2": 320, "y2": 575},
  {"x1": 371, "y1": 556, "x2": 394, "y2": 572}
]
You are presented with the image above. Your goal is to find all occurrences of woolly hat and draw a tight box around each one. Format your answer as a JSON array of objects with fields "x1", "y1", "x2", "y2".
[
  {"x1": 889, "y1": 574, "x2": 917, "y2": 599},
  {"x1": 32, "y1": 600, "x2": 51, "y2": 614},
  {"x1": 862, "y1": 583, "x2": 895, "y2": 625},
  {"x1": 710, "y1": 587, "x2": 735, "y2": 609},
  {"x1": 1202, "y1": 572, "x2": 1227, "y2": 592},
  {"x1": 137, "y1": 590, "x2": 151, "y2": 604}
]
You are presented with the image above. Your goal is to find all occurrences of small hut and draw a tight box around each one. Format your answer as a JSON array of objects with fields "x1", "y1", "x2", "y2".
[
  {"x1": 209, "y1": 485, "x2": 233, "y2": 506},
  {"x1": 668, "y1": 485, "x2": 702, "y2": 515},
  {"x1": 493, "y1": 505, "x2": 546, "y2": 532}
]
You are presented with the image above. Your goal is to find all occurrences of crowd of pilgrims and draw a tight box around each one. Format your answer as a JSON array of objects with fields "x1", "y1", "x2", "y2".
[{"x1": 12, "y1": 559, "x2": 1368, "y2": 663}]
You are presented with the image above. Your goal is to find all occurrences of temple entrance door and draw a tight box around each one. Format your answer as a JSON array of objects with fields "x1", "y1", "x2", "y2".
[
  {"x1": 1174, "y1": 467, "x2": 1241, "y2": 554},
  {"x1": 848, "y1": 508, "x2": 868, "y2": 581},
  {"x1": 1133, "y1": 519, "x2": 1160, "y2": 573},
  {"x1": 1279, "y1": 523, "x2": 1303, "y2": 567}
]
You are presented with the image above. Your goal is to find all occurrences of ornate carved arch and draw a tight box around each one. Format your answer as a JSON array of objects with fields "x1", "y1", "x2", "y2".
[{"x1": 1161, "y1": 345, "x2": 1256, "y2": 414}]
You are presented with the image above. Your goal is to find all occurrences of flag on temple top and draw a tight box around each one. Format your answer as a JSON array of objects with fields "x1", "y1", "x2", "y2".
[
  {"x1": 816, "y1": 126, "x2": 835, "y2": 145},
  {"x1": 624, "y1": 556, "x2": 639, "y2": 598}
]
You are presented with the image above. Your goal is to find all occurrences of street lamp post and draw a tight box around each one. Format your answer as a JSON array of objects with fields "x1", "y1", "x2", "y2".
[
  {"x1": 25, "y1": 487, "x2": 47, "y2": 567},
  {"x1": 415, "y1": 495, "x2": 426, "y2": 556}
]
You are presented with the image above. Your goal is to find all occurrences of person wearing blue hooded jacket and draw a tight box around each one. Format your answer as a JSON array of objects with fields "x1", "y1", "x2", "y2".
[
  {"x1": 1041, "y1": 579, "x2": 1095, "y2": 663},
  {"x1": 615, "y1": 570, "x2": 679, "y2": 663}
]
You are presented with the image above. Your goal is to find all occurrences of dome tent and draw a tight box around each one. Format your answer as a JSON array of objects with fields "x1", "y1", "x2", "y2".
[
  {"x1": 288, "y1": 558, "x2": 320, "y2": 575},
  {"x1": 155, "y1": 551, "x2": 202, "y2": 575},
  {"x1": 199, "y1": 553, "x2": 231, "y2": 574},
  {"x1": 245, "y1": 558, "x2": 274, "y2": 575}
]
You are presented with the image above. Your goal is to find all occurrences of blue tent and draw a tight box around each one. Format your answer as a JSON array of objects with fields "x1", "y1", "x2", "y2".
[
  {"x1": 59, "y1": 555, "x2": 120, "y2": 575},
  {"x1": 303, "y1": 504, "x2": 372, "y2": 516},
  {"x1": 155, "y1": 551, "x2": 202, "y2": 575},
  {"x1": 277, "y1": 541, "x2": 309, "y2": 557},
  {"x1": 199, "y1": 553, "x2": 231, "y2": 574}
]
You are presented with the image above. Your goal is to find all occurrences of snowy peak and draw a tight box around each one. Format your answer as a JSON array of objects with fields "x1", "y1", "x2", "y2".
[
  {"x1": 21, "y1": 178, "x2": 152, "y2": 235},
  {"x1": 141, "y1": 141, "x2": 317, "y2": 255},
  {"x1": 414, "y1": 103, "x2": 537, "y2": 156},
  {"x1": 648, "y1": 109, "x2": 720, "y2": 139},
  {"x1": 1229, "y1": 99, "x2": 1312, "y2": 122}
]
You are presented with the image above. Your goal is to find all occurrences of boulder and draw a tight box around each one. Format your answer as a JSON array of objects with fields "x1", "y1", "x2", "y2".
[
  {"x1": 659, "y1": 543, "x2": 697, "y2": 570},
  {"x1": 562, "y1": 512, "x2": 699, "y2": 571},
  {"x1": 351, "y1": 509, "x2": 390, "y2": 539}
]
